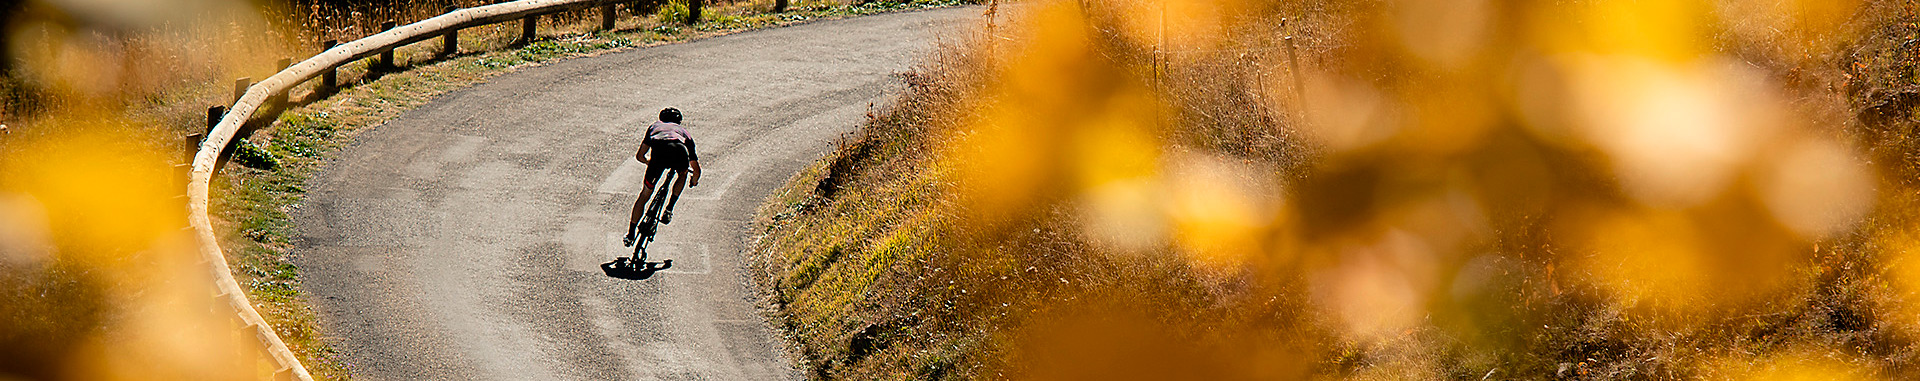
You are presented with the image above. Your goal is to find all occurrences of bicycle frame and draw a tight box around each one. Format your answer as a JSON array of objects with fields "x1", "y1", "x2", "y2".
[{"x1": 632, "y1": 167, "x2": 684, "y2": 262}]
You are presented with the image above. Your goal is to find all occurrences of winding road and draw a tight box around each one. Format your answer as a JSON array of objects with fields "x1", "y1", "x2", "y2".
[{"x1": 292, "y1": 8, "x2": 974, "y2": 380}]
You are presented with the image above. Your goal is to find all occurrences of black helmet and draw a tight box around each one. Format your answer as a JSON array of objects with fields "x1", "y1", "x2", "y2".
[{"x1": 659, "y1": 108, "x2": 682, "y2": 123}]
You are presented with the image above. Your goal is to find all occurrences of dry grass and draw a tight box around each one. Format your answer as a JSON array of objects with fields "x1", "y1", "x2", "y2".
[{"x1": 754, "y1": 0, "x2": 1920, "y2": 380}]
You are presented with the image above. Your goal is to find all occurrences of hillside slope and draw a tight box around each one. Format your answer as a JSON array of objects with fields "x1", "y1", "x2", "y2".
[{"x1": 753, "y1": 0, "x2": 1920, "y2": 379}]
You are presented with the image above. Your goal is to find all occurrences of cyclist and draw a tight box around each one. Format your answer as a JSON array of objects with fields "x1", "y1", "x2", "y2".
[{"x1": 625, "y1": 107, "x2": 702, "y2": 247}]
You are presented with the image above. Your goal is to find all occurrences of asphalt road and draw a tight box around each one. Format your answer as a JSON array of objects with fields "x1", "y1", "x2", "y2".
[{"x1": 293, "y1": 8, "x2": 974, "y2": 380}]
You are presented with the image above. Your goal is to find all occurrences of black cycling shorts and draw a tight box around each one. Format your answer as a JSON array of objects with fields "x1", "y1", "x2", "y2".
[{"x1": 644, "y1": 139, "x2": 690, "y2": 185}]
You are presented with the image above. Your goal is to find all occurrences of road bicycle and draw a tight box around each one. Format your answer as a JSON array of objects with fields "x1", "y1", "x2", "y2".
[{"x1": 603, "y1": 167, "x2": 679, "y2": 279}]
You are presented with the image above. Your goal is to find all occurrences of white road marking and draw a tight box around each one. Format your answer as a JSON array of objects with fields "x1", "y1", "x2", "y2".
[
  {"x1": 603, "y1": 233, "x2": 711, "y2": 275},
  {"x1": 595, "y1": 160, "x2": 644, "y2": 194},
  {"x1": 596, "y1": 162, "x2": 740, "y2": 201},
  {"x1": 681, "y1": 171, "x2": 739, "y2": 200},
  {"x1": 656, "y1": 242, "x2": 711, "y2": 274}
]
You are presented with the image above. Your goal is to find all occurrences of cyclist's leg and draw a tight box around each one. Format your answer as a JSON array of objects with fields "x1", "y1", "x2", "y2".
[
  {"x1": 649, "y1": 171, "x2": 673, "y2": 214},
  {"x1": 632, "y1": 139, "x2": 670, "y2": 227},
  {"x1": 658, "y1": 142, "x2": 691, "y2": 224},
  {"x1": 625, "y1": 187, "x2": 646, "y2": 246},
  {"x1": 627, "y1": 163, "x2": 667, "y2": 246},
  {"x1": 638, "y1": 162, "x2": 669, "y2": 224},
  {"x1": 624, "y1": 193, "x2": 643, "y2": 246},
  {"x1": 666, "y1": 168, "x2": 687, "y2": 211},
  {"x1": 661, "y1": 170, "x2": 687, "y2": 224},
  {"x1": 628, "y1": 182, "x2": 650, "y2": 227}
]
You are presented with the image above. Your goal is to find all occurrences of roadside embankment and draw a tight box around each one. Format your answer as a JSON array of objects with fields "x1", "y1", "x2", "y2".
[{"x1": 754, "y1": 0, "x2": 1920, "y2": 379}]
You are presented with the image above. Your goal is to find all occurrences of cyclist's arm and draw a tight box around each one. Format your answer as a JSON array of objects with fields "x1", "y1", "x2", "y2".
[
  {"x1": 634, "y1": 144, "x2": 651, "y2": 164},
  {"x1": 685, "y1": 138, "x2": 698, "y2": 161},
  {"x1": 686, "y1": 138, "x2": 701, "y2": 186},
  {"x1": 689, "y1": 160, "x2": 702, "y2": 187}
]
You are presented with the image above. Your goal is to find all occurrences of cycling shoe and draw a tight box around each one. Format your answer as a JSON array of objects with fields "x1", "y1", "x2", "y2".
[{"x1": 662, "y1": 210, "x2": 674, "y2": 224}]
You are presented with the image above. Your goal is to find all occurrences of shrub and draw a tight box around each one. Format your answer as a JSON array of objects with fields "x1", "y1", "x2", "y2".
[{"x1": 657, "y1": 0, "x2": 692, "y2": 24}]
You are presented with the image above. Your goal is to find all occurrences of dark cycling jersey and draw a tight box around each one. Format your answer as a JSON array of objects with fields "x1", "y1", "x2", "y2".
[
  {"x1": 645, "y1": 121, "x2": 698, "y2": 160},
  {"x1": 643, "y1": 121, "x2": 697, "y2": 184}
]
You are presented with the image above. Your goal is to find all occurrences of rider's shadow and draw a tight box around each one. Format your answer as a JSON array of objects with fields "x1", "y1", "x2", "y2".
[{"x1": 601, "y1": 258, "x2": 672, "y2": 280}]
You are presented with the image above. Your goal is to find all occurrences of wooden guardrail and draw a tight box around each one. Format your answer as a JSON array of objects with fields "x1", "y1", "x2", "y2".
[{"x1": 188, "y1": 0, "x2": 656, "y2": 379}]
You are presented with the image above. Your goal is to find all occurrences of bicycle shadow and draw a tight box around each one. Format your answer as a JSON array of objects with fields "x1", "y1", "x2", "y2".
[{"x1": 601, "y1": 258, "x2": 672, "y2": 280}]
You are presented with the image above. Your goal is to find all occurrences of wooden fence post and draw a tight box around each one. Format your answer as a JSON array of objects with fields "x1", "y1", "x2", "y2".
[
  {"x1": 213, "y1": 295, "x2": 249, "y2": 377},
  {"x1": 206, "y1": 106, "x2": 223, "y2": 135},
  {"x1": 232, "y1": 78, "x2": 250, "y2": 104},
  {"x1": 208, "y1": 104, "x2": 236, "y2": 173},
  {"x1": 601, "y1": 3, "x2": 617, "y2": 31},
  {"x1": 240, "y1": 322, "x2": 263, "y2": 380},
  {"x1": 687, "y1": 0, "x2": 701, "y2": 24},
  {"x1": 320, "y1": 40, "x2": 338, "y2": 94},
  {"x1": 378, "y1": 21, "x2": 398, "y2": 70},
  {"x1": 273, "y1": 58, "x2": 293, "y2": 108},
  {"x1": 179, "y1": 131, "x2": 198, "y2": 199},
  {"x1": 441, "y1": 6, "x2": 460, "y2": 58},
  {"x1": 518, "y1": 14, "x2": 537, "y2": 45},
  {"x1": 774, "y1": 0, "x2": 788, "y2": 13},
  {"x1": 196, "y1": 105, "x2": 219, "y2": 215},
  {"x1": 182, "y1": 106, "x2": 218, "y2": 201}
]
